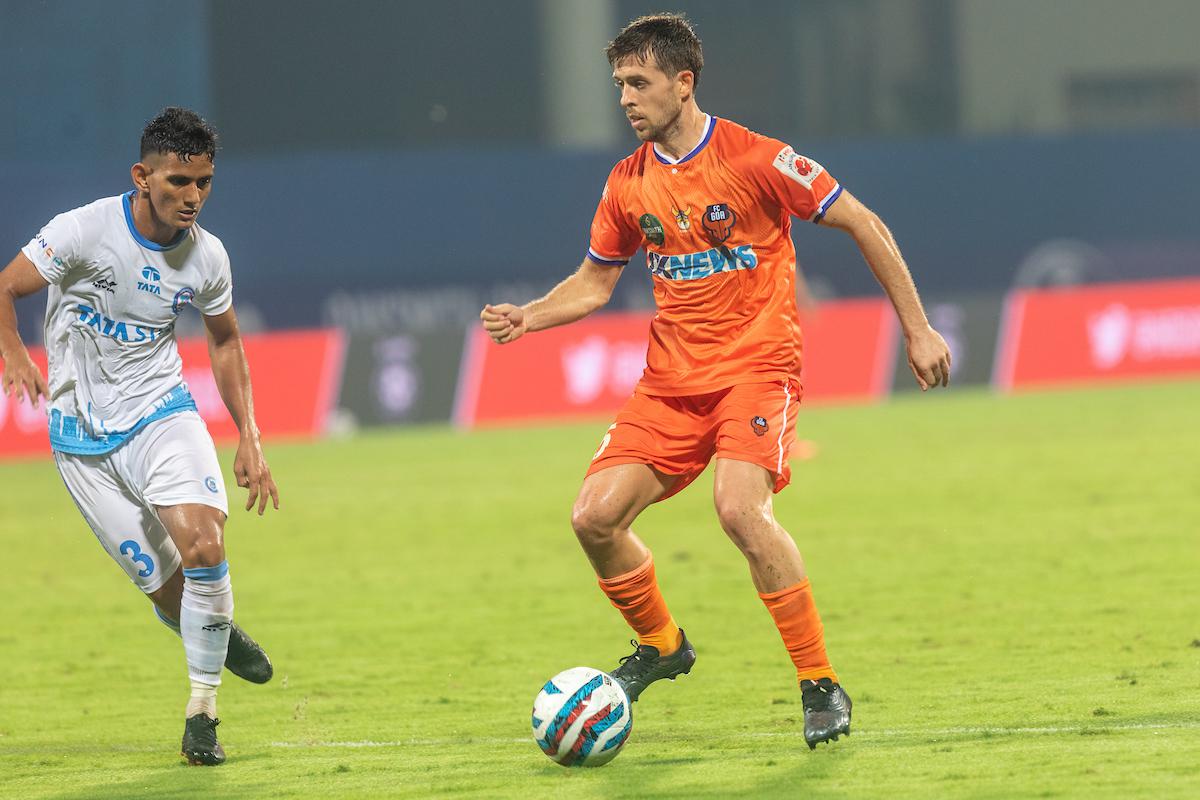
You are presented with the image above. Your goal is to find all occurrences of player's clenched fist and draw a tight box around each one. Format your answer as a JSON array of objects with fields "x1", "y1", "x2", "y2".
[
  {"x1": 906, "y1": 326, "x2": 952, "y2": 391},
  {"x1": 480, "y1": 303, "x2": 527, "y2": 345}
]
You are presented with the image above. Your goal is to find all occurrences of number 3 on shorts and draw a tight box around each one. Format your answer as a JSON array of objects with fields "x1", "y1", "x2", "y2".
[
  {"x1": 593, "y1": 424, "x2": 617, "y2": 460},
  {"x1": 119, "y1": 539, "x2": 155, "y2": 578}
]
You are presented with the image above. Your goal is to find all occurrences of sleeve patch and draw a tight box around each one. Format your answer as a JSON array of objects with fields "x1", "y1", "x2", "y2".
[{"x1": 772, "y1": 146, "x2": 825, "y2": 189}]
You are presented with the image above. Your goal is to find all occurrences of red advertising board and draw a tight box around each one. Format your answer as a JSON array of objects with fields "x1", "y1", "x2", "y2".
[
  {"x1": 454, "y1": 299, "x2": 897, "y2": 427},
  {"x1": 1, "y1": 328, "x2": 345, "y2": 460},
  {"x1": 994, "y1": 278, "x2": 1200, "y2": 391}
]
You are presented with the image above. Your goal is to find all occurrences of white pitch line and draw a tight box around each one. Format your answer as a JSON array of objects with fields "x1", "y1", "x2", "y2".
[{"x1": 269, "y1": 721, "x2": 1200, "y2": 749}]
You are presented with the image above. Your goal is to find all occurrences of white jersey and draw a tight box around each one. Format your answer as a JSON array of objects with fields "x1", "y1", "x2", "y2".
[{"x1": 21, "y1": 192, "x2": 232, "y2": 455}]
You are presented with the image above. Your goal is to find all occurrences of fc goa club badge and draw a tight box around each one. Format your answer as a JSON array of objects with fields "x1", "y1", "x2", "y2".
[
  {"x1": 751, "y1": 416, "x2": 769, "y2": 436},
  {"x1": 703, "y1": 203, "x2": 737, "y2": 243},
  {"x1": 639, "y1": 213, "x2": 665, "y2": 246}
]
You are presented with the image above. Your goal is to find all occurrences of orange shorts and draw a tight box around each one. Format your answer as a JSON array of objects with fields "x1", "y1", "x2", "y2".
[{"x1": 586, "y1": 379, "x2": 802, "y2": 501}]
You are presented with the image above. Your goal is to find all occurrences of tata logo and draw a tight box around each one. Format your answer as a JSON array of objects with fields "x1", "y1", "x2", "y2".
[
  {"x1": 138, "y1": 265, "x2": 162, "y2": 295},
  {"x1": 74, "y1": 304, "x2": 168, "y2": 343},
  {"x1": 646, "y1": 245, "x2": 758, "y2": 281}
]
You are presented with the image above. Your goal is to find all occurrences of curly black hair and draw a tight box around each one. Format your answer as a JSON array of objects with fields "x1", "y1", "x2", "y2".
[
  {"x1": 139, "y1": 107, "x2": 219, "y2": 162},
  {"x1": 606, "y1": 13, "x2": 703, "y2": 87}
]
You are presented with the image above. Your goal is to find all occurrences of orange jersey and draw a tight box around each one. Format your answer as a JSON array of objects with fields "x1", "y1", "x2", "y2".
[{"x1": 588, "y1": 115, "x2": 842, "y2": 396}]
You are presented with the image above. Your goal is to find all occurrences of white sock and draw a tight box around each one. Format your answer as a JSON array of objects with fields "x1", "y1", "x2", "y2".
[
  {"x1": 181, "y1": 562, "x2": 234, "y2": 690},
  {"x1": 186, "y1": 680, "x2": 218, "y2": 719}
]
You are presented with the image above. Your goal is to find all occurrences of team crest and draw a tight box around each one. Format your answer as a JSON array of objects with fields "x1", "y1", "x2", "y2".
[
  {"x1": 639, "y1": 213, "x2": 665, "y2": 246},
  {"x1": 750, "y1": 416, "x2": 769, "y2": 437},
  {"x1": 171, "y1": 287, "x2": 196, "y2": 315},
  {"x1": 703, "y1": 203, "x2": 737, "y2": 243},
  {"x1": 673, "y1": 206, "x2": 692, "y2": 232}
]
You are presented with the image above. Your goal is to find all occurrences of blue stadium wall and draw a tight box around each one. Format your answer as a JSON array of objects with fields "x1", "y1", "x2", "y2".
[{"x1": 2, "y1": 129, "x2": 1198, "y2": 342}]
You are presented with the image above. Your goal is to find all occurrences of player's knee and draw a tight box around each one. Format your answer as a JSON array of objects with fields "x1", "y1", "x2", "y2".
[
  {"x1": 714, "y1": 497, "x2": 772, "y2": 548},
  {"x1": 571, "y1": 499, "x2": 620, "y2": 548},
  {"x1": 182, "y1": 536, "x2": 225, "y2": 568},
  {"x1": 178, "y1": 517, "x2": 226, "y2": 568}
]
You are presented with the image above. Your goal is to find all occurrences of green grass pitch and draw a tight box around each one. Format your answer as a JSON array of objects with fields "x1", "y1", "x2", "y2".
[{"x1": 1, "y1": 381, "x2": 1198, "y2": 799}]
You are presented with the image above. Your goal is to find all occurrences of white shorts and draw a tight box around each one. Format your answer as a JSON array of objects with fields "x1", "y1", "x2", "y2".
[{"x1": 54, "y1": 410, "x2": 229, "y2": 593}]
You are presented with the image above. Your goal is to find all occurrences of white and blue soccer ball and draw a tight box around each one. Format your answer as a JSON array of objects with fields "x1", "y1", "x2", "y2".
[{"x1": 531, "y1": 667, "x2": 633, "y2": 767}]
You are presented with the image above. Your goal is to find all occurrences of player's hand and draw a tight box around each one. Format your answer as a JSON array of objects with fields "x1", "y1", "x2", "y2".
[
  {"x1": 480, "y1": 303, "x2": 527, "y2": 345},
  {"x1": 1, "y1": 352, "x2": 49, "y2": 407},
  {"x1": 234, "y1": 433, "x2": 280, "y2": 515},
  {"x1": 906, "y1": 326, "x2": 951, "y2": 391}
]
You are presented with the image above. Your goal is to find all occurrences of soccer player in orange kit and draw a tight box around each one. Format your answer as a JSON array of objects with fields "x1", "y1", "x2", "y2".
[{"x1": 481, "y1": 14, "x2": 950, "y2": 749}]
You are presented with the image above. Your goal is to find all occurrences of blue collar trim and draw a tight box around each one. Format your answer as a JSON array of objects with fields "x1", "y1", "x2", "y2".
[
  {"x1": 122, "y1": 191, "x2": 189, "y2": 251},
  {"x1": 653, "y1": 115, "x2": 716, "y2": 165}
]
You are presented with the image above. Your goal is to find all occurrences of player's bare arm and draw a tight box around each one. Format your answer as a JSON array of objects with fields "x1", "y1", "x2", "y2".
[
  {"x1": 480, "y1": 257, "x2": 623, "y2": 345},
  {"x1": 203, "y1": 307, "x2": 279, "y2": 514},
  {"x1": 0, "y1": 252, "x2": 51, "y2": 404},
  {"x1": 819, "y1": 190, "x2": 951, "y2": 390}
]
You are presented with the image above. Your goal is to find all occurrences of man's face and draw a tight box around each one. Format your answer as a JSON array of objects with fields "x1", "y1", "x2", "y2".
[
  {"x1": 138, "y1": 152, "x2": 214, "y2": 230},
  {"x1": 612, "y1": 54, "x2": 688, "y2": 143}
]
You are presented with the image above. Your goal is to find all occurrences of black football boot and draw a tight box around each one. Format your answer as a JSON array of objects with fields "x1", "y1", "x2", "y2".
[
  {"x1": 610, "y1": 630, "x2": 697, "y2": 702},
  {"x1": 181, "y1": 714, "x2": 226, "y2": 766},
  {"x1": 801, "y1": 677, "x2": 852, "y2": 749}
]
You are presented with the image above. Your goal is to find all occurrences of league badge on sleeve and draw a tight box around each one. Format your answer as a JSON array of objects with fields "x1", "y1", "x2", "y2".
[{"x1": 773, "y1": 146, "x2": 825, "y2": 189}]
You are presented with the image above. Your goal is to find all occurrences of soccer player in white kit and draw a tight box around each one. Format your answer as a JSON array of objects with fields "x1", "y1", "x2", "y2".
[{"x1": 0, "y1": 108, "x2": 278, "y2": 765}]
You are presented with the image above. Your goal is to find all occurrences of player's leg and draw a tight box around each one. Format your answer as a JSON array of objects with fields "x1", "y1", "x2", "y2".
[
  {"x1": 121, "y1": 412, "x2": 235, "y2": 765},
  {"x1": 712, "y1": 458, "x2": 836, "y2": 675},
  {"x1": 578, "y1": 394, "x2": 712, "y2": 700},
  {"x1": 713, "y1": 457, "x2": 851, "y2": 747},
  {"x1": 147, "y1": 567, "x2": 272, "y2": 684},
  {"x1": 572, "y1": 462, "x2": 669, "y2": 577},
  {"x1": 151, "y1": 502, "x2": 230, "y2": 764},
  {"x1": 573, "y1": 463, "x2": 696, "y2": 700},
  {"x1": 712, "y1": 380, "x2": 851, "y2": 747}
]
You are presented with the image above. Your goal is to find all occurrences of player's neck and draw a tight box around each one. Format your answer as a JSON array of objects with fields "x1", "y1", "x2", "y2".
[
  {"x1": 130, "y1": 193, "x2": 181, "y2": 246},
  {"x1": 654, "y1": 104, "x2": 707, "y2": 162}
]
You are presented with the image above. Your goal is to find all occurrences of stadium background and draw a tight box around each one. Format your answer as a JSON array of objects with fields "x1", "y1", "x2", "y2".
[
  {"x1": 1, "y1": 2, "x2": 1198, "y2": 797},
  {"x1": 2, "y1": 0, "x2": 1199, "y2": 445}
]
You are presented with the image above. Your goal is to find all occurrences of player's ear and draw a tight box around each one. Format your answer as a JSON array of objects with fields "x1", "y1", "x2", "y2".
[
  {"x1": 131, "y1": 162, "x2": 151, "y2": 194},
  {"x1": 676, "y1": 70, "x2": 695, "y2": 100}
]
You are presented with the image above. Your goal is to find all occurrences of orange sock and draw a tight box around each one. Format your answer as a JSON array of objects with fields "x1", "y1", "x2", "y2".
[
  {"x1": 597, "y1": 554, "x2": 682, "y2": 656},
  {"x1": 759, "y1": 578, "x2": 838, "y2": 684}
]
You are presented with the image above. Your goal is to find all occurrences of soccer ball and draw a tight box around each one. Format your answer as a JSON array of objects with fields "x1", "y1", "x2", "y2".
[{"x1": 531, "y1": 667, "x2": 633, "y2": 767}]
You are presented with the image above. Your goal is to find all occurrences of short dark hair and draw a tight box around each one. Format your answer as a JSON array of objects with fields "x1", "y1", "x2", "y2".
[
  {"x1": 606, "y1": 13, "x2": 703, "y2": 87},
  {"x1": 140, "y1": 107, "x2": 219, "y2": 162}
]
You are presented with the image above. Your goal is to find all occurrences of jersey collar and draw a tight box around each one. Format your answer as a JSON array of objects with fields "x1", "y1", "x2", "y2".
[
  {"x1": 652, "y1": 114, "x2": 715, "y2": 166},
  {"x1": 122, "y1": 191, "x2": 189, "y2": 251}
]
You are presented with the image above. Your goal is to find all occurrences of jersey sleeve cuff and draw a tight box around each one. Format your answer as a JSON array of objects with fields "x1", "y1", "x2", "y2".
[
  {"x1": 586, "y1": 247, "x2": 630, "y2": 266},
  {"x1": 199, "y1": 296, "x2": 234, "y2": 317},
  {"x1": 812, "y1": 184, "x2": 843, "y2": 223}
]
